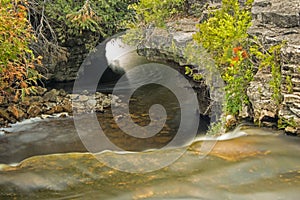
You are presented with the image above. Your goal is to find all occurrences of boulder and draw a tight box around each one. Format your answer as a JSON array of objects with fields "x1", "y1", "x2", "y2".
[
  {"x1": 27, "y1": 104, "x2": 42, "y2": 117},
  {"x1": 7, "y1": 105, "x2": 25, "y2": 120},
  {"x1": 45, "y1": 105, "x2": 64, "y2": 115},
  {"x1": 43, "y1": 89, "x2": 60, "y2": 102},
  {"x1": 0, "y1": 96, "x2": 6, "y2": 105},
  {"x1": 0, "y1": 108, "x2": 11, "y2": 121}
]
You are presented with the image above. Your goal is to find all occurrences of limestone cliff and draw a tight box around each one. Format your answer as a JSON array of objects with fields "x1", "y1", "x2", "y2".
[{"x1": 248, "y1": 0, "x2": 300, "y2": 135}]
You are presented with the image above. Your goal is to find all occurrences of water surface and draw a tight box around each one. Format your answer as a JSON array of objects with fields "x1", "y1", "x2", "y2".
[{"x1": 0, "y1": 127, "x2": 299, "y2": 200}]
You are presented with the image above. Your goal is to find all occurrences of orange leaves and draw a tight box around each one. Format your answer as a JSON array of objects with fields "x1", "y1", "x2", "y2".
[
  {"x1": 233, "y1": 46, "x2": 242, "y2": 54},
  {"x1": 230, "y1": 46, "x2": 249, "y2": 66},
  {"x1": 0, "y1": 0, "x2": 41, "y2": 101},
  {"x1": 17, "y1": 12, "x2": 25, "y2": 19},
  {"x1": 232, "y1": 56, "x2": 239, "y2": 62},
  {"x1": 232, "y1": 46, "x2": 248, "y2": 58},
  {"x1": 18, "y1": 5, "x2": 27, "y2": 11},
  {"x1": 241, "y1": 50, "x2": 248, "y2": 58},
  {"x1": 20, "y1": 81, "x2": 28, "y2": 88}
]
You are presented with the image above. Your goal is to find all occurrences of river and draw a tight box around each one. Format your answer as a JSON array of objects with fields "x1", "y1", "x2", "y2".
[
  {"x1": 0, "y1": 122, "x2": 299, "y2": 199},
  {"x1": 0, "y1": 35, "x2": 299, "y2": 199}
]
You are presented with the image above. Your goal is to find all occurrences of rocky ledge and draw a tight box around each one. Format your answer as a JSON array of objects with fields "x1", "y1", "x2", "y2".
[
  {"x1": 0, "y1": 87, "x2": 121, "y2": 128},
  {"x1": 248, "y1": 0, "x2": 300, "y2": 135},
  {"x1": 136, "y1": 0, "x2": 300, "y2": 135}
]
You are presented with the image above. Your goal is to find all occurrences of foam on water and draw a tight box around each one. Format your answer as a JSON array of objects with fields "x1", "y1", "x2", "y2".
[{"x1": 0, "y1": 112, "x2": 70, "y2": 133}]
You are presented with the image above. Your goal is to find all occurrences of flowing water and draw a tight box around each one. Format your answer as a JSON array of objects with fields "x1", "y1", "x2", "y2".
[
  {"x1": 0, "y1": 125, "x2": 300, "y2": 200},
  {"x1": 0, "y1": 36, "x2": 299, "y2": 199},
  {"x1": 1, "y1": 81, "x2": 299, "y2": 199}
]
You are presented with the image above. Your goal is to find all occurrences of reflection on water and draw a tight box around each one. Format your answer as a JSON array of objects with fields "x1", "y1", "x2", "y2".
[
  {"x1": 0, "y1": 128, "x2": 299, "y2": 200},
  {"x1": 0, "y1": 81, "x2": 209, "y2": 164}
]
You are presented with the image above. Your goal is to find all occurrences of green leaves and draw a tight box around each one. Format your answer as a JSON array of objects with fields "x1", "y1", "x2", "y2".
[
  {"x1": 122, "y1": 0, "x2": 184, "y2": 45},
  {"x1": 184, "y1": 66, "x2": 203, "y2": 82},
  {"x1": 192, "y1": 0, "x2": 254, "y2": 116},
  {"x1": 127, "y1": 0, "x2": 185, "y2": 28},
  {"x1": 193, "y1": 0, "x2": 252, "y2": 65},
  {"x1": 191, "y1": 0, "x2": 282, "y2": 118},
  {"x1": 42, "y1": 0, "x2": 133, "y2": 46}
]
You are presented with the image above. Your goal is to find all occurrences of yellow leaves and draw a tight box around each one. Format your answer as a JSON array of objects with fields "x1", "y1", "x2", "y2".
[
  {"x1": 0, "y1": 0, "x2": 41, "y2": 100},
  {"x1": 18, "y1": 5, "x2": 27, "y2": 11},
  {"x1": 65, "y1": 0, "x2": 102, "y2": 34},
  {"x1": 13, "y1": 90, "x2": 20, "y2": 102},
  {"x1": 20, "y1": 81, "x2": 28, "y2": 88},
  {"x1": 16, "y1": 12, "x2": 25, "y2": 19},
  {"x1": 9, "y1": 105, "x2": 19, "y2": 118}
]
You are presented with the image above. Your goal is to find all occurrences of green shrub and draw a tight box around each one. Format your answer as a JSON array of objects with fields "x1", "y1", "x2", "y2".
[
  {"x1": 33, "y1": 0, "x2": 133, "y2": 44},
  {"x1": 122, "y1": 0, "x2": 185, "y2": 45},
  {"x1": 250, "y1": 41, "x2": 284, "y2": 105},
  {"x1": 189, "y1": 0, "x2": 283, "y2": 117},
  {"x1": 189, "y1": 0, "x2": 254, "y2": 116},
  {"x1": 127, "y1": 0, "x2": 185, "y2": 28},
  {"x1": 193, "y1": 0, "x2": 253, "y2": 65}
]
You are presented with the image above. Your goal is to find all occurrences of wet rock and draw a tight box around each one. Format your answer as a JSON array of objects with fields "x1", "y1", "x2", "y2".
[
  {"x1": 62, "y1": 100, "x2": 72, "y2": 113},
  {"x1": 43, "y1": 89, "x2": 60, "y2": 102},
  {"x1": 68, "y1": 94, "x2": 79, "y2": 100},
  {"x1": 0, "y1": 85, "x2": 119, "y2": 126},
  {"x1": 77, "y1": 95, "x2": 89, "y2": 102},
  {"x1": 0, "y1": 109, "x2": 11, "y2": 121},
  {"x1": 285, "y1": 126, "x2": 298, "y2": 135},
  {"x1": 225, "y1": 115, "x2": 237, "y2": 130},
  {"x1": 43, "y1": 102, "x2": 56, "y2": 110},
  {"x1": 102, "y1": 98, "x2": 112, "y2": 108},
  {"x1": 20, "y1": 98, "x2": 31, "y2": 107},
  {"x1": 59, "y1": 89, "x2": 67, "y2": 97},
  {"x1": 81, "y1": 90, "x2": 89, "y2": 95},
  {"x1": 86, "y1": 99, "x2": 97, "y2": 108},
  {"x1": 95, "y1": 92, "x2": 106, "y2": 99},
  {"x1": 7, "y1": 105, "x2": 25, "y2": 120},
  {"x1": 45, "y1": 105, "x2": 64, "y2": 115},
  {"x1": 27, "y1": 105, "x2": 42, "y2": 117},
  {"x1": 0, "y1": 117, "x2": 5, "y2": 126},
  {"x1": 69, "y1": 92, "x2": 123, "y2": 114},
  {"x1": 35, "y1": 86, "x2": 47, "y2": 96},
  {"x1": 71, "y1": 102, "x2": 84, "y2": 113},
  {"x1": 29, "y1": 96, "x2": 44, "y2": 103},
  {"x1": 95, "y1": 104, "x2": 104, "y2": 113}
]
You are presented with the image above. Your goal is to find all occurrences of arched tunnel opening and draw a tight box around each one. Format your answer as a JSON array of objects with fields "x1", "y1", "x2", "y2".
[{"x1": 48, "y1": 35, "x2": 213, "y2": 151}]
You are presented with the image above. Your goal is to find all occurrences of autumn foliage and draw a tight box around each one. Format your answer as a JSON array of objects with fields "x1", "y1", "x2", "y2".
[{"x1": 0, "y1": 0, "x2": 41, "y2": 101}]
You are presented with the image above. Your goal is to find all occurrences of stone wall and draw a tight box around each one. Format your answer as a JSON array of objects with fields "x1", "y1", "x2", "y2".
[
  {"x1": 37, "y1": 34, "x2": 99, "y2": 82},
  {"x1": 248, "y1": 0, "x2": 300, "y2": 135},
  {"x1": 137, "y1": 18, "x2": 198, "y2": 65}
]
